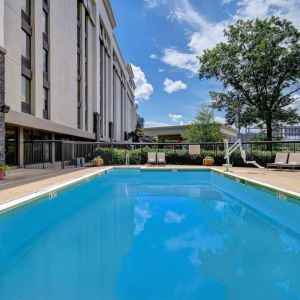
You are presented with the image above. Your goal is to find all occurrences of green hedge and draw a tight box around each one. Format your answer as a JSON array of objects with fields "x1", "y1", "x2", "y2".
[{"x1": 93, "y1": 147, "x2": 276, "y2": 167}]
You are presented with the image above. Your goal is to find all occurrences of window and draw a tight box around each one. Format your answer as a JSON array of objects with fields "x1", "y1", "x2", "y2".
[
  {"x1": 21, "y1": 76, "x2": 31, "y2": 104},
  {"x1": 43, "y1": 88, "x2": 48, "y2": 111},
  {"x1": 77, "y1": 80, "x2": 81, "y2": 102},
  {"x1": 21, "y1": 30, "x2": 31, "y2": 60},
  {"x1": 77, "y1": 80, "x2": 81, "y2": 129},
  {"x1": 43, "y1": 49, "x2": 48, "y2": 72},
  {"x1": 77, "y1": 1, "x2": 81, "y2": 21},
  {"x1": 21, "y1": 0, "x2": 31, "y2": 16},
  {"x1": 42, "y1": 10, "x2": 48, "y2": 36},
  {"x1": 77, "y1": 106, "x2": 81, "y2": 129},
  {"x1": 77, "y1": 53, "x2": 81, "y2": 75}
]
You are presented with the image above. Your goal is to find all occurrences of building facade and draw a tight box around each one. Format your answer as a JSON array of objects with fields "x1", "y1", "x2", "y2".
[
  {"x1": 143, "y1": 125, "x2": 238, "y2": 143},
  {"x1": 0, "y1": 0, "x2": 6, "y2": 163},
  {"x1": 2, "y1": 0, "x2": 138, "y2": 166}
]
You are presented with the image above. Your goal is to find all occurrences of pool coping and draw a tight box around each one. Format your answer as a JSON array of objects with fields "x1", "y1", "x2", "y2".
[
  {"x1": 210, "y1": 168, "x2": 300, "y2": 203},
  {"x1": 0, "y1": 167, "x2": 114, "y2": 213},
  {"x1": 0, "y1": 165, "x2": 299, "y2": 213}
]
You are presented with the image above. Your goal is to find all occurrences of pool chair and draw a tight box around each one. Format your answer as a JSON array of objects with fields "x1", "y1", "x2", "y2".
[
  {"x1": 147, "y1": 152, "x2": 157, "y2": 165},
  {"x1": 282, "y1": 153, "x2": 300, "y2": 170},
  {"x1": 267, "y1": 153, "x2": 288, "y2": 170},
  {"x1": 157, "y1": 152, "x2": 166, "y2": 165}
]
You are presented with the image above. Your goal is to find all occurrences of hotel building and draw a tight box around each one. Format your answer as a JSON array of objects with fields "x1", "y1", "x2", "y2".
[{"x1": 0, "y1": 0, "x2": 138, "y2": 167}]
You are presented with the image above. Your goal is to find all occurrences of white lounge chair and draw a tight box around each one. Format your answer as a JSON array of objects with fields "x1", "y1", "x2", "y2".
[
  {"x1": 157, "y1": 152, "x2": 166, "y2": 165},
  {"x1": 147, "y1": 152, "x2": 157, "y2": 165},
  {"x1": 282, "y1": 153, "x2": 300, "y2": 170},
  {"x1": 267, "y1": 153, "x2": 288, "y2": 170}
]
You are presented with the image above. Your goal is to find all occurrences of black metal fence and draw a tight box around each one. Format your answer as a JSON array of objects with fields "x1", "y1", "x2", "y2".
[{"x1": 23, "y1": 140, "x2": 300, "y2": 169}]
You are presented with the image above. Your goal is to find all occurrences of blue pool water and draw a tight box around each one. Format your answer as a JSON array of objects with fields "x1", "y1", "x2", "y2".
[{"x1": 0, "y1": 169, "x2": 300, "y2": 300}]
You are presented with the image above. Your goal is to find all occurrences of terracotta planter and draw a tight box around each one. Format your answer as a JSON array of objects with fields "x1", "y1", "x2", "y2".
[
  {"x1": 93, "y1": 160, "x2": 103, "y2": 167},
  {"x1": 203, "y1": 159, "x2": 214, "y2": 166},
  {"x1": 0, "y1": 169, "x2": 5, "y2": 180}
]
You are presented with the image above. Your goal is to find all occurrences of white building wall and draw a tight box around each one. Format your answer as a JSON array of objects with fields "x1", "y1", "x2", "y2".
[
  {"x1": 3, "y1": 0, "x2": 137, "y2": 142},
  {"x1": 4, "y1": 0, "x2": 21, "y2": 112},
  {"x1": 0, "y1": 0, "x2": 4, "y2": 48}
]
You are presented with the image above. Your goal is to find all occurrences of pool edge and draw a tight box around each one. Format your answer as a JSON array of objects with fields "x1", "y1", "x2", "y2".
[
  {"x1": 1, "y1": 166, "x2": 299, "y2": 213},
  {"x1": 0, "y1": 167, "x2": 114, "y2": 213},
  {"x1": 210, "y1": 167, "x2": 300, "y2": 203}
]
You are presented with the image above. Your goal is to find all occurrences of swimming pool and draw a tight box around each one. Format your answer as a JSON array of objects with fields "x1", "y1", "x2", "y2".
[{"x1": 0, "y1": 169, "x2": 300, "y2": 300}]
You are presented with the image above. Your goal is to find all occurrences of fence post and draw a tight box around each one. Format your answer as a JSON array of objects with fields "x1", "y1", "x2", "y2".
[
  {"x1": 110, "y1": 144, "x2": 112, "y2": 165},
  {"x1": 42, "y1": 142, "x2": 45, "y2": 169},
  {"x1": 23, "y1": 142, "x2": 26, "y2": 168},
  {"x1": 61, "y1": 141, "x2": 65, "y2": 169}
]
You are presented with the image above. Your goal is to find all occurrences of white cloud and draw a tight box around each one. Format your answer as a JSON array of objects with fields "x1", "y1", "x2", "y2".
[
  {"x1": 131, "y1": 64, "x2": 154, "y2": 101},
  {"x1": 162, "y1": 0, "x2": 227, "y2": 74},
  {"x1": 221, "y1": 0, "x2": 234, "y2": 5},
  {"x1": 234, "y1": 0, "x2": 300, "y2": 29},
  {"x1": 144, "y1": 0, "x2": 166, "y2": 8},
  {"x1": 158, "y1": 68, "x2": 165, "y2": 73},
  {"x1": 164, "y1": 211, "x2": 186, "y2": 224},
  {"x1": 162, "y1": 48, "x2": 199, "y2": 74},
  {"x1": 215, "y1": 116, "x2": 226, "y2": 124},
  {"x1": 144, "y1": 120, "x2": 172, "y2": 128},
  {"x1": 150, "y1": 54, "x2": 158, "y2": 59},
  {"x1": 161, "y1": 0, "x2": 300, "y2": 74},
  {"x1": 168, "y1": 113, "x2": 183, "y2": 122},
  {"x1": 164, "y1": 78, "x2": 187, "y2": 93}
]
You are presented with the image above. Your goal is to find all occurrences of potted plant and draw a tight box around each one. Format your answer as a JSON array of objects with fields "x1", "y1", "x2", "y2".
[
  {"x1": 203, "y1": 156, "x2": 214, "y2": 166},
  {"x1": 92, "y1": 156, "x2": 104, "y2": 167},
  {"x1": 0, "y1": 162, "x2": 10, "y2": 180}
]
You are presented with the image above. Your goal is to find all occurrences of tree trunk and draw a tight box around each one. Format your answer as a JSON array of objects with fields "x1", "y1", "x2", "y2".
[
  {"x1": 266, "y1": 120, "x2": 273, "y2": 141},
  {"x1": 266, "y1": 117, "x2": 273, "y2": 152}
]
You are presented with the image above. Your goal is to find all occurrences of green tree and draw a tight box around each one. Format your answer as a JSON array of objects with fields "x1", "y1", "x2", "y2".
[
  {"x1": 199, "y1": 17, "x2": 300, "y2": 141},
  {"x1": 183, "y1": 105, "x2": 223, "y2": 143}
]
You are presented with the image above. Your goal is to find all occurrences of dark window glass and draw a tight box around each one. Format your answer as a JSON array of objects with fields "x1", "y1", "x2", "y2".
[
  {"x1": 5, "y1": 126, "x2": 19, "y2": 166},
  {"x1": 43, "y1": 49, "x2": 48, "y2": 72},
  {"x1": 77, "y1": 28, "x2": 80, "y2": 47},
  {"x1": 21, "y1": 30, "x2": 31, "y2": 60},
  {"x1": 21, "y1": 76, "x2": 31, "y2": 104},
  {"x1": 77, "y1": 81, "x2": 80, "y2": 101},
  {"x1": 77, "y1": 53, "x2": 80, "y2": 74},
  {"x1": 77, "y1": 106, "x2": 81, "y2": 129},
  {"x1": 77, "y1": 1, "x2": 80, "y2": 20},
  {"x1": 44, "y1": 88, "x2": 48, "y2": 111},
  {"x1": 21, "y1": 0, "x2": 31, "y2": 16}
]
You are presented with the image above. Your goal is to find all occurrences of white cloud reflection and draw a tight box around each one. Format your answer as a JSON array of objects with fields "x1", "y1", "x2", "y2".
[{"x1": 134, "y1": 203, "x2": 152, "y2": 236}]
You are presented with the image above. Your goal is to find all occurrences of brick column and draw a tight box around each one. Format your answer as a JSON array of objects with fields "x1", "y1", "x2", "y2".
[{"x1": 0, "y1": 48, "x2": 5, "y2": 163}]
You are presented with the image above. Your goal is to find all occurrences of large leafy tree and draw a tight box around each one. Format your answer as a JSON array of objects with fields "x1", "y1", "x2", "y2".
[
  {"x1": 183, "y1": 105, "x2": 223, "y2": 143},
  {"x1": 199, "y1": 17, "x2": 300, "y2": 141}
]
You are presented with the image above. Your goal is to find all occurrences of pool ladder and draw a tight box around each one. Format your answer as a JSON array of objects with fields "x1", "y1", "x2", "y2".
[{"x1": 125, "y1": 154, "x2": 130, "y2": 167}]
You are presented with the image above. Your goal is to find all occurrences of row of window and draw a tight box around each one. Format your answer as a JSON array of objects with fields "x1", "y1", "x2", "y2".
[
  {"x1": 21, "y1": 0, "x2": 49, "y2": 119},
  {"x1": 77, "y1": 1, "x2": 81, "y2": 129}
]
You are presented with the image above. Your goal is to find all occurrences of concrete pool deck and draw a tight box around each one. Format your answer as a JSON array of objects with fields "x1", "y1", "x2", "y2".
[{"x1": 0, "y1": 166, "x2": 300, "y2": 207}]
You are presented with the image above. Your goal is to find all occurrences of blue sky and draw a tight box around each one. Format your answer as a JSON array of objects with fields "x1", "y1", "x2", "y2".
[{"x1": 111, "y1": 0, "x2": 300, "y2": 128}]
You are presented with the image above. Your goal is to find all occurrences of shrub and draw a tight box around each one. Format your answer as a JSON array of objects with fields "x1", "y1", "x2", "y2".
[{"x1": 93, "y1": 147, "x2": 276, "y2": 167}]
